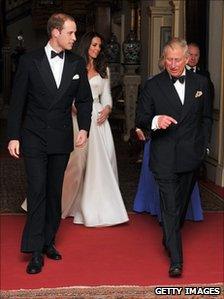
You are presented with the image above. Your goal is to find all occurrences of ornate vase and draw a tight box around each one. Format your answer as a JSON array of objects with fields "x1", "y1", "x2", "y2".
[
  {"x1": 122, "y1": 30, "x2": 141, "y2": 65},
  {"x1": 105, "y1": 33, "x2": 121, "y2": 63}
]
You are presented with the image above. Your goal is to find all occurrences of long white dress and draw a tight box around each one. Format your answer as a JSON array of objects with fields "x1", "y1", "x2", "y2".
[{"x1": 61, "y1": 71, "x2": 129, "y2": 227}]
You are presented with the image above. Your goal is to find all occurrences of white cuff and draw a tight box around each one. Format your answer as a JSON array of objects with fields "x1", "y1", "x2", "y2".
[{"x1": 151, "y1": 115, "x2": 160, "y2": 130}]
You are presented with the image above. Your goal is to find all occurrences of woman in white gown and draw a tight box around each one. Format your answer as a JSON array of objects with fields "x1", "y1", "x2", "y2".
[{"x1": 61, "y1": 32, "x2": 129, "y2": 227}]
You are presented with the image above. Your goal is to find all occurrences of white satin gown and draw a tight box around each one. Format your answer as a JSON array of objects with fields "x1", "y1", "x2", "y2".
[{"x1": 61, "y1": 71, "x2": 129, "y2": 227}]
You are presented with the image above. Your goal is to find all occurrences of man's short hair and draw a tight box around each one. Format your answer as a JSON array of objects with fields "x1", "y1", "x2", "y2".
[
  {"x1": 163, "y1": 37, "x2": 189, "y2": 57},
  {"x1": 47, "y1": 13, "x2": 75, "y2": 37},
  {"x1": 188, "y1": 42, "x2": 200, "y2": 49},
  {"x1": 187, "y1": 42, "x2": 200, "y2": 54}
]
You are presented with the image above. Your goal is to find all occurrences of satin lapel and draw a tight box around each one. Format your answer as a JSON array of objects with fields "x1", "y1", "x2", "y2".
[
  {"x1": 50, "y1": 52, "x2": 78, "y2": 108},
  {"x1": 34, "y1": 52, "x2": 57, "y2": 95},
  {"x1": 156, "y1": 71, "x2": 183, "y2": 113},
  {"x1": 180, "y1": 70, "x2": 196, "y2": 121}
]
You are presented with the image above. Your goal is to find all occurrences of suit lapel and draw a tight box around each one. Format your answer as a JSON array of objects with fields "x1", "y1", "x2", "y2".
[
  {"x1": 49, "y1": 52, "x2": 79, "y2": 108},
  {"x1": 34, "y1": 50, "x2": 79, "y2": 107},
  {"x1": 180, "y1": 70, "x2": 197, "y2": 121},
  {"x1": 156, "y1": 71, "x2": 183, "y2": 113},
  {"x1": 56, "y1": 52, "x2": 77, "y2": 98},
  {"x1": 34, "y1": 50, "x2": 58, "y2": 96}
]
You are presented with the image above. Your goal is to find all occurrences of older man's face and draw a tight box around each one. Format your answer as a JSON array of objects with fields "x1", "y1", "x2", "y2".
[
  {"x1": 164, "y1": 45, "x2": 189, "y2": 77},
  {"x1": 187, "y1": 45, "x2": 200, "y2": 67}
]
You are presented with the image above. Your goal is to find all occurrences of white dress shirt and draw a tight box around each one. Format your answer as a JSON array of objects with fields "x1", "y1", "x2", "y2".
[
  {"x1": 45, "y1": 43, "x2": 65, "y2": 88},
  {"x1": 186, "y1": 65, "x2": 196, "y2": 72},
  {"x1": 151, "y1": 69, "x2": 186, "y2": 130},
  {"x1": 173, "y1": 69, "x2": 186, "y2": 105}
]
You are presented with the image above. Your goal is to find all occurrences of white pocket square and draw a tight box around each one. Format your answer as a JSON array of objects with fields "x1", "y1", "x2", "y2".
[
  {"x1": 195, "y1": 91, "x2": 203, "y2": 98},
  {"x1": 72, "y1": 74, "x2": 80, "y2": 80}
]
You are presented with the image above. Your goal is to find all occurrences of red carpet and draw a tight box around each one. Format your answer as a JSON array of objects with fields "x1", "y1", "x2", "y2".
[
  {"x1": 200, "y1": 179, "x2": 224, "y2": 199},
  {"x1": 0, "y1": 213, "x2": 223, "y2": 291}
]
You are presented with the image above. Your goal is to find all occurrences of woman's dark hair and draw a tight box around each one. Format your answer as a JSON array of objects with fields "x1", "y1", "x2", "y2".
[{"x1": 76, "y1": 31, "x2": 107, "y2": 78}]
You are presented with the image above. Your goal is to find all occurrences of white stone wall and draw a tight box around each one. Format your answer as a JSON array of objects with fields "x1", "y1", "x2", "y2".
[
  {"x1": 207, "y1": 0, "x2": 224, "y2": 186},
  {"x1": 208, "y1": 0, "x2": 223, "y2": 110}
]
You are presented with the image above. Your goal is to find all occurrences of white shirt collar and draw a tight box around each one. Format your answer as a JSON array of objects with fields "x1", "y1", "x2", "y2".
[
  {"x1": 173, "y1": 69, "x2": 186, "y2": 105},
  {"x1": 44, "y1": 42, "x2": 65, "y2": 88},
  {"x1": 181, "y1": 69, "x2": 186, "y2": 76},
  {"x1": 45, "y1": 42, "x2": 64, "y2": 60},
  {"x1": 186, "y1": 65, "x2": 196, "y2": 71}
]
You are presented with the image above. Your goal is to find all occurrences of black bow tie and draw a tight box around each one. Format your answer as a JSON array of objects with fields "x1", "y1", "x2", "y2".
[
  {"x1": 190, "y1": 67, "x2": 195, "y2": 72},
  {"x1": 171, "y1": 75, "x2": 185, "y2": 84},
  {"x1": 51, "y1": 50, "x2": 64, "y2": 59}
]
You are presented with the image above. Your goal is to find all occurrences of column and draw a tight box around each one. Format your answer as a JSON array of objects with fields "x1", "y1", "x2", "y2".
[
  {"x1": 90, "y1": 0, "x2": 111, "y2": 40},
  {"x1": 170, "y1": 0, "x2": 186, "y2": 38},
  {"x1": 207, "y1": 0, "x2": 224, "y2": 186},
  {"x1": 215, "y1": 3, "x2": 224, "y2": 187},
  {"x1": 148, "y1": 5, "x2": 172, "y2": 75},
  {"x1": 123, "y1": 65, "x2": 141, "y2": 141}
]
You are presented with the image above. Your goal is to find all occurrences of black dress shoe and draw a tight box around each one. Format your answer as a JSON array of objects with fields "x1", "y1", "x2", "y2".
[
  {"x1": 26, "y1": 252, "x2": 44, "y2": 274},
  {"x1": 43, "y1": 245, "x2": 62, "y2": 260},
  {"x1": 169, "y1": 263, "x2": 182, "y2": 277}
]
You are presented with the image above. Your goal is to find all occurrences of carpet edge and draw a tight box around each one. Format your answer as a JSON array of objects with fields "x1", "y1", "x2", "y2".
[{"x1": 1, "y1": 283, "x2": 223, "y2": 298}]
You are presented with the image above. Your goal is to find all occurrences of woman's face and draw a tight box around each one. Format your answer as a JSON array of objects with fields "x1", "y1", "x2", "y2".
[{"x1": 88, "y1": 36, "x2": 102, "y2": 60}]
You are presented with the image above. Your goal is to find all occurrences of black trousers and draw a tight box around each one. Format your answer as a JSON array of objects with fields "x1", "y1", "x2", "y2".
[
  {"x1": 154, "y1": 171, "x2": 197, "y2": 265},
  {"x1": 21, "y1": 153, "x2": 69, "y2": 253}
]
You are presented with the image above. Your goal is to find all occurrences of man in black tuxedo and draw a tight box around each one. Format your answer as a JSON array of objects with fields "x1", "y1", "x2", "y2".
[
  {"x1": 186, "y1": 42, "x2": 208, "y2": 76},
  {"x1": 187, "y1": 42, "x2": 214, "y2": 104},
  {"x1": 136, "y1": 38, "x2": 212, "y2": 277},
  {"x1": 7, "y1": 13, "x2": 93, "y2": 274}
]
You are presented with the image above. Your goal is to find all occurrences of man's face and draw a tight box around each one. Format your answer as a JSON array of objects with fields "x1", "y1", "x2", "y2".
[
  {"x1": 164, "y1": 45, "x2": 189, "y2": 77},
  {"x1": 55, "y1": 20, "x2": 77, "y2": 51},
  {"x1": 187, "y1": 45, "x2": 200, "y2": 67}
]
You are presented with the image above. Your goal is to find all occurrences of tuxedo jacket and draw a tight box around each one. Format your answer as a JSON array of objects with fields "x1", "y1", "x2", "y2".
[
  {"x1": 136, "y1": 69, "x2": 213, "y2": 174},
  {"x1": 194, "y1": 66, "x2": 210, "y2": 78},
  {"x1": 7, "y1": 48, "x2": 93, "y2": 155},
  {"x1": 195, "y1": 67, "x2": 215, "y2": 102}
]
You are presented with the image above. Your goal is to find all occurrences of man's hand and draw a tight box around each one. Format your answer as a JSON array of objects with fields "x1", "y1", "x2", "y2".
[
  {"x1": 8, "y1": 140, "x2": 20, "y2": 158},
  {"x1": 75, "y1": 130, "x2": 88, "y2": 147},
  {"x1": 158, "y1": 115, "x2": 177, "y2": 129},
  {"x1": 135, "y1": 128, "x2": 146, "y2": 141}
]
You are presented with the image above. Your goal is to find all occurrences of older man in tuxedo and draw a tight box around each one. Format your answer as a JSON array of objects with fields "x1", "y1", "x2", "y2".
[
  {"x1": 136, "y1": 38, "x2": 212, "y2": 277},
  {"x1": 186, "y1": 42, "x2": 214, "y2": 103},
  {"x1": 7, "y1": 13, "x2": 93, "y2": 274},
  {"x1": 187, "y1": 42, "x2": 208, "y2": 75}
]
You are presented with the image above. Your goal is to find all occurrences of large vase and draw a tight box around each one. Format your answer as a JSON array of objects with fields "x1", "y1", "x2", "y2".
[
  {"x1": 106, "y1": 33, "x2": 121, "y2": 63},
  {"x1": 122, "y1": 30, "x2": 141, "y2": 65}
]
